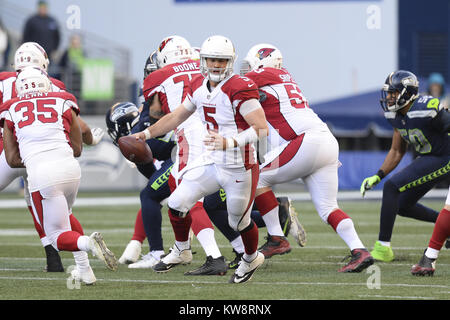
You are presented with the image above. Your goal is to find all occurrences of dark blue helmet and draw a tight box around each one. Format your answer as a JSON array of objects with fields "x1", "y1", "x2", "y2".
[
  {"x1": 143, "y1": 50, "x2": 159, "y2": 79},
  {"x1": 380, "y1": 70, "x2": 419, "y2": 112},
  {"x1": 106, "y1": 102, "x2": 140, "y2": 146}
]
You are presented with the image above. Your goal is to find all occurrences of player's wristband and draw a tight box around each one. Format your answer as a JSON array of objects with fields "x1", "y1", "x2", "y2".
[
  {"x1": 233, "y1": 126, "x2": 258, "y2": 147},
  {"x1": 143, "y1": 129, "x2": 152, "y2": 140},
  {"x1": 377, "y1": 169, "x2": 386, "y2": 180},
  {"x1": 225, "y1": 138, "x2": 236, "y2": 149}
]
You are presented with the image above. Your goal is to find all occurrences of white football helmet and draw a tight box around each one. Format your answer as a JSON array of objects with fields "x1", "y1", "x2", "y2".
[
  {"x1": 200, "y1": 35, "x2": 236, "y2": 82},
  {"x1": 14, "y1": 42, "x2": 49, "y2": 72},
  {"x1": 15, "y1": 66, "x2": 52, "y2": 96},
  {"x1": 240, "y1": 43, "x2": 283, "y2": 76},
  {"x1": 156, "y1": 35, "x2": 193, "y2": 68}
]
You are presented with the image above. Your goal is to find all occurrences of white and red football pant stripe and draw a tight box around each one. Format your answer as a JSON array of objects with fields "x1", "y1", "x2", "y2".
[
  {"x1": 0, "y1": 150, "x2": 56, "y2": 246},
  {"x1": 168, "y1": 163, "x2": 259, "y2": 255},
  {"x1": 29, "y1": 180, "x2": 85, "y2": 251},
  {"x1": 259, "y1": 130, "x2": 341, "y2": 223}
]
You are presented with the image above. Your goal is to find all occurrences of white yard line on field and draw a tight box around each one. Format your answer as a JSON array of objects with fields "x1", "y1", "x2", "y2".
[
  {"x1": 0, "y1": 189, "x2": 447, "y2": 208},
  {"x1": 0, "y1": 275, "x2": 448, "y2": 291}
]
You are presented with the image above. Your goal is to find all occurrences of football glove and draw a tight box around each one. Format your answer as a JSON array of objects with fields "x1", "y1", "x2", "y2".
[
  {"x1": 90, "y1": 127, "x2": 105, "y2": 145},
  {"x1": 360, "y1": 175, "x2": 381, "y2": 197}
]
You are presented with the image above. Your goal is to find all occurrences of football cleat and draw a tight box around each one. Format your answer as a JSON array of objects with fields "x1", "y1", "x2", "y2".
[
  {"x1": 89, "y1": 232, "x2": 118, "y2": 271},
  {"x1": 229, "y1": 252, "x2": 265, "y2": 284},
  {"x1": 71, "y1": 266, "x2": 96, "y2": 285},
  {"x1": 411, "y1": 252, "x2": 436, "y2": 276},
  {"x1": 258, "y1": 235, "x2": 291, "y2": 259},
  {"x1": 128, "y1": 252, "x2": 160, "y2": 269},
  {"x1": 152, "y1": 244, "x2": 192, "y2": 273},
  {"x1": 184, "y1": 256, "x2": 228, "y2": 276},
  {"x1": 370, "y1": 241, "x2": 394, "y2": 262},
  {"x1": 228, "y1": 249, "x2": 244, "y2": 270},
  {"x1": 44, "y1": 244, "x2": 64, "y2": 272},
  {"x1": 276, "y1": 197, "x2": 292, "y2": 237},
  {"x1": 118, "y1": 240, "x2": 142, "y2": 264},
  {"x1": 287, "y1": 200, "x2": 307, "y2": 247},
  {"x1": 445, "y1": 237, "x2": 450, "y2": 249},
  {"x1": 338, "y1": 248, "x2": 374, "y2": 273}
]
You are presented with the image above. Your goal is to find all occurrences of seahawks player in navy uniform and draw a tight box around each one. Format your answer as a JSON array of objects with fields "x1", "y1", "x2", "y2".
[
  {"x1": 361, "y1": 70, "x2": 450, "y2": 262},
  {"x1": 106, "y1": 100, "x2": 175, "y2": 268}
]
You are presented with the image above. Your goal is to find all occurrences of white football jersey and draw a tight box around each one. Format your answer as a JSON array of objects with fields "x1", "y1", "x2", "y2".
[
  {"x1": 185, "y1": 73, "x2": 260, "y2": 169},
  {"x1": 0, "y1": 71, "x2": 66, "y2": 153},
  {"x1": 245, "y1": 67, "x2": 329, "y2": 148},
  {"x1": 143, "y1": 60, "x2": 210, "y2": 177},
  {"x1": 1, "y1": 91, "x2": 79, "y2": 167}
]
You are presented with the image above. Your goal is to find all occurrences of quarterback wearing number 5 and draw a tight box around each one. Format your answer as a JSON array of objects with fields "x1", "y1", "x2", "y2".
[
  {"x1": 132, "y1": 35, "x2": 268, "y2": 284},
  {"x1": 361, "y1": 70, "x2": 450, "y2": 262}
]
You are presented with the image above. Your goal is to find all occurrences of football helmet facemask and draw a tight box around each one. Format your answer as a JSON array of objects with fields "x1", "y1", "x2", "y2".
[
  {"x1": 240, "y1": 43, "x2": 283, "y2": 76},
  {"x1": 380, "y1": 70, "x2": 419, "y2": 112},
  {"x1": 200, "y1": 35, "x2": 236, "y2": 82},
  {"x1": 156, "y1": 35, "x2": 193, "y2": 68},
  {"x1": 14, "y1": 42, "x2": 49, "y2": 72},
  {"x1": 106, "y1": 102, "x2": 140, "y2": 146}
]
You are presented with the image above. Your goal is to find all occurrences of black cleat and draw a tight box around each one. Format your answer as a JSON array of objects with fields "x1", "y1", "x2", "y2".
[
  {"x1": 445, "y1": 237, "x2": 450, "y2": 249},
  {"x1": 277, "y1": 197, "x2": 291, "y2": 237},
  {"x1": 44, "y1": 245, "x2": 64, "y2": 272},
  {"x1": 411, "y1": 252, "x2": 436, "y2": 276},
  {"x1": 258, "y1": 235, "x2": 291, "y2": 259},
  {"x1": 184, "y1": 256, "x2": 228, "y2": 276},
  {"x1": 228, "y1": 250, "x2": 244, "y2": 270}
]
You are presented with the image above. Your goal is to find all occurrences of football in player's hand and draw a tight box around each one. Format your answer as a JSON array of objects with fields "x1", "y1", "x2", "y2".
[{"x1": 118, "y1": 135, "x2": 153, "y2": 165}]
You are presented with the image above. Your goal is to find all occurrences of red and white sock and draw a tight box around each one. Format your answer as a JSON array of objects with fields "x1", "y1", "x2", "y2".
[
  {"x1": 426, "y1": 208, "x2": 450, "y2": 259},
  {"x1": 131, "y1": 209, "x2": 146, "y2": 243},
  {"x1": 57, "y1": 231, "x2": 83, "y2": 251},
  {"x1": 254, "y1": 191, "x2": 284, "y2": 236},
  {"x1": 327, "y1": 209, "x2": 364, "y2": 251},
  {"x1": 240, "y1": 221, "x2": 259, "y2": 261}
]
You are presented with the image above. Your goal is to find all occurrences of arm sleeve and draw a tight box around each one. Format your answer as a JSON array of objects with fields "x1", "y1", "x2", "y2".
[
  {"x1": 239, "y1": 98, "x2": 262, "y2": 117},
  {"x1": 182, "y1": 95, "x2": 196, "y2": 112}
]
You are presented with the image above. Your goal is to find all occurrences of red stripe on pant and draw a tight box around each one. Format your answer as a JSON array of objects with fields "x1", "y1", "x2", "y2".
[
  {"x1": 28, "y1": 205, "x2": 46, "y2": 239},
  {"x1": 31, "y1": 191, "x2": 44, "y2": 230},
  {"x1": 238, "y1": 164, "x2": 260, "y2": 254},
  {"x1": 261, "y1": 133, "x2": 304, "y2": 172}
]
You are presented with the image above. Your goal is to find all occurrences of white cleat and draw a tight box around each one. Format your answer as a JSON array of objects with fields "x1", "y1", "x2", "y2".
[
  {"x1": 288, "y1": 201, "x2": 307, "y2": 247},
  {"x1": 89, "y1": 232, "x2": 118, "y2": 271},
  {"x1": 71, "y1": 266, "x2": 96, "y2": 285},
  {"x1": 128, "y1": 252, "x2": 161, "y2": 269},
  {"x1": 229, "y1": 252, "x2": 265, "y2": 284},
  {"x1": 118, "y1": 240, "x2": 142, "y2": 264},
  {"x1": 152, "y1": 244, "x2": 192, "y2": 273}
]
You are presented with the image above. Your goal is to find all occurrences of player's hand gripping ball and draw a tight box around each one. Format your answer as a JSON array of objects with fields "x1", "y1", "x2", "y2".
[{"x1": 118, "y1": 135, "x2": 153, "y2": 165}]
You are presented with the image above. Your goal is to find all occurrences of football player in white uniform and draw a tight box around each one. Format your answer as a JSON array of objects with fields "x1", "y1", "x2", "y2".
[
  {"x1": 0, "y1": 67, "x2": 117, "y2": 285},
  {"x1": 132, "y1": 35, "x2": 268, "y2": 283},
  {"x1": 136, "y1": 36, "x2": 227, "y2": 275},
  {"x1": 241, "y1": 43, "x2": 374, "y2": 272},
  {"x1": 0, "y1": 42, "x2": 104, "y2": 272}
]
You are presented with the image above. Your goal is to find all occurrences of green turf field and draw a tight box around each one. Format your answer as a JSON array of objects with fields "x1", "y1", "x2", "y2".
[{"x1": 0, "y1": 196, "x2": 448, "y2": 301}]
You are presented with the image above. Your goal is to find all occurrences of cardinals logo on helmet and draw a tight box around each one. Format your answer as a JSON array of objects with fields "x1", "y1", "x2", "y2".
[
  {"x1": 257, "y1": 48, "x2": 275, "y2": 60},
  {"x1": 159, "y1": 38, "x2": 173, "y2": 52}
]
